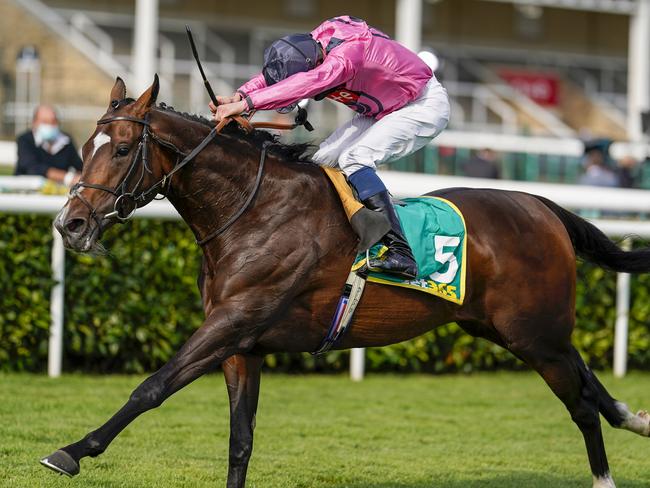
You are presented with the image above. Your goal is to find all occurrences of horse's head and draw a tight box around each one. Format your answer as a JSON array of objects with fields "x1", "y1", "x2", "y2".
[{"x1": 55, "y1": 75, "x2": 167, "y2": 252}]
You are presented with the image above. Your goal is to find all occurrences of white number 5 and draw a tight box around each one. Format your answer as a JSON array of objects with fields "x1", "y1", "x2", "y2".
[{"x1": 430, "y1": 235, "x2": 460, "y2": 284}]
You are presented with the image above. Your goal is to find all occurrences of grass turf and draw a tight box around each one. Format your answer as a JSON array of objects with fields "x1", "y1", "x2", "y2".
[{"x1": 1, "y1": 372, "x2": 649, "y2": 487}]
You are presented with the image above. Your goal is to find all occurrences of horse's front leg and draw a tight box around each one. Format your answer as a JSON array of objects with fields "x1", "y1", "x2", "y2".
[
  {"x1": 223, "y1": 354, "x2": 264, "y2": 488},
  {"x1": 40, "y1": 305, "x2": 263, "y2": 478}
]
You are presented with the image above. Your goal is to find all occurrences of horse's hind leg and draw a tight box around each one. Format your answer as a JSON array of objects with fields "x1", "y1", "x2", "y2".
[
  {"x1": 223, "y1": 354, "x2": 264, "y2": 488},
  {"x1": 588, "y1": 370, "x2": 650, "y2": 437},
  {"x1": 514, "y1": 342, "x2": 615, "y2": 488},
  {"x1": 543, "y1": 349, "x2": 650, "y2": 437}
]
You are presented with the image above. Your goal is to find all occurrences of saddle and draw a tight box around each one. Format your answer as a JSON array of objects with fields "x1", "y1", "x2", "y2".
[{"x1": 314, "y1": 170, "x2": 468, "y2": 354}]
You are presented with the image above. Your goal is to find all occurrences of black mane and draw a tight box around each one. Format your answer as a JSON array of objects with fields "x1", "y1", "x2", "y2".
[{"x1": 155, "y1": 103, "x2": 314, "y2": 164}]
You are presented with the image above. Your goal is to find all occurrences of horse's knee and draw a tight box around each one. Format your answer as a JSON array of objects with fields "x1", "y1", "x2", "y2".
[
  {"x1": 571, "y1": 403, "x2": 601, "y2": 430},
  {"x1": 229, "y1": 426, "x2": 254, "y2": 465},
  {"x1": 129, "y1": 376, "x2": 166, "y2": 411},
  {"x1": 229, "y1": 441, "x2": 252, "y2": 466},
  {"x1": 570, "y1": 387, "x2": 601, "y2": 430}
]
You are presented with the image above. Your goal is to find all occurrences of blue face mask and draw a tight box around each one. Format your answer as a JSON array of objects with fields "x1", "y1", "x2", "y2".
[{"x1": 36, "y1": 124, "x2": 60, "y2": 142}]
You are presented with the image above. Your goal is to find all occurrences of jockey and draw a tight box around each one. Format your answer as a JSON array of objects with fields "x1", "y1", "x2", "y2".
[{"x1": 210, "y1": 15, "x2": 450, "y2": 279}]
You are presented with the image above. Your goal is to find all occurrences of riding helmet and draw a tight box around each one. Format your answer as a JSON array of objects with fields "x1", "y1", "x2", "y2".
[{"x1": 262, "y1": 33, "x2": 323, "y2": 86}]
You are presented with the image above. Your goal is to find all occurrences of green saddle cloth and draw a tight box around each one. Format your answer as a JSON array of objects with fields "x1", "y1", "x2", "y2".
[{"x1": 352, "y1": 196, "x2": 467, "y2": 305}]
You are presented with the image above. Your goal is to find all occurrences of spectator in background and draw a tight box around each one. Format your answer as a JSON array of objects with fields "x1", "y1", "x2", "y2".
[
  {"x1": 462, "y1": 148, "x2": 501, "y2": 179},
  {"x1": 15, "y1": 105, "x2": 82, "y2": 186},
  {"x1": 616, "y1": 155, "x2": 639, "y2": 188},
  {"x1": 578, "y1": 139, "x2": 619, "y2": 187}
]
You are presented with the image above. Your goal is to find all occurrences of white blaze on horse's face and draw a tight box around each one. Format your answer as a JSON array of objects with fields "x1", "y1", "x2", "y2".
[{"x1": 92, "y1": 132, "x2": 111, "y2": 159}]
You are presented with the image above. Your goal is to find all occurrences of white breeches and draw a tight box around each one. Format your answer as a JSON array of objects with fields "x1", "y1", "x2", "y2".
[{"x1": 312, "y1": 77, "x2": 451, "y2": 176}]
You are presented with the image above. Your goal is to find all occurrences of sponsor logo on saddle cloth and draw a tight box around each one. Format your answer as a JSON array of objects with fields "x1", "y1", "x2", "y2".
[{"x1": 352, "y1": 197, "x2": 467, "y2": 305}]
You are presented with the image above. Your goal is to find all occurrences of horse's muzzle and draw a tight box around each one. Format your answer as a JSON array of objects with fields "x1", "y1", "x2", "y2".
[{"x1": 54, "y1": 205, "x2": 99, "y2": 252}]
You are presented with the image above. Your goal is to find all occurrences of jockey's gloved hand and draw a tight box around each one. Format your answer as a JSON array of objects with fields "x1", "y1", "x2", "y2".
[
  {"x1": 219, "y1": 93, "x2": 242, "y2": 105},
  {"x1": 212, "y1": 100, "x2": 248, "y2": 123},
  {"x1": 209, "y1": 93, "x2": 243, "y2": 114}
]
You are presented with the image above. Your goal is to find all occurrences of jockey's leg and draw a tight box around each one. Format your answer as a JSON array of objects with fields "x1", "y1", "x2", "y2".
[
  {"x1": 339, "y1": 79, "x2": 450, "y2": 279},
  {"x1": 348, "y1": 168, "x2": 418, "y2": 279},
  {"x1": 312, "y1": 115, "x2": 374, "y2": 167}
]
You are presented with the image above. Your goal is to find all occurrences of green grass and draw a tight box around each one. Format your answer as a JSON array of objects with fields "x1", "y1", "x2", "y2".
[{"x1": 1, "y1": 372, "x2": 649, "y2": 487}]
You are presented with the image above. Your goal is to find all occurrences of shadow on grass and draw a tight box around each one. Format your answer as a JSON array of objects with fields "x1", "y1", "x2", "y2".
[{"x1": 328, "y1": 471, "x2": 647, "y2": 488}]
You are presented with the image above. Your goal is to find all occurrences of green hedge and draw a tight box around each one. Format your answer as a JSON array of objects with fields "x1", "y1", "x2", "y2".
[{"x1": 1, "y1": 214, "x2": 649, "y2": 373}]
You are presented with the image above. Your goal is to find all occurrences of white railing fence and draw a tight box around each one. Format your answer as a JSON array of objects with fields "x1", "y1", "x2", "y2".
[
  {"x1": 3, "y1": 131, "x2": 648, "y2": 170},
  {"x1": 1, "y1": 172, "x2": 649, "y2": 379}
]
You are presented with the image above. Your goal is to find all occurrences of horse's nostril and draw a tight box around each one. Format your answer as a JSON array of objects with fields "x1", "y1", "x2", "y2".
[{"x1": 65, "y1": 218, "x2": 86, "y2": 235}]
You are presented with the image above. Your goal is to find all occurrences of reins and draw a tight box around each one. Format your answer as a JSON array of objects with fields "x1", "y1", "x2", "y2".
[
  {"x1": 196, "y1": 140, "x2": 271, "y2": 245},
  {"x1": 69, "y1": 111, "x2": 277, "y2": 246},
  {"x1": 70, "y1": 27, "x2": 314, "y2": 246}
]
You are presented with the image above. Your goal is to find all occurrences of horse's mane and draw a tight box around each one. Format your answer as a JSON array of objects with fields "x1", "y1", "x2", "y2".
[
  {"x1": 113, "y1": 97, "x2": 314, "y2": 163},
  {"x1": 154, "y1": 102, "x2": 315, "y2": 164}
]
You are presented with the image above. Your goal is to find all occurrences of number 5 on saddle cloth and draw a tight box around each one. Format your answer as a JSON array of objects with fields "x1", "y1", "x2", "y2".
[{"x1": 313, "y1": 168, "x2": 467, "y2": 355}]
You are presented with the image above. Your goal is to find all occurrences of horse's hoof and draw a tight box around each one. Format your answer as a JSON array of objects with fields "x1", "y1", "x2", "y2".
[{"x1": 40, "y1": 450, "x2": 80, "y2": 477}]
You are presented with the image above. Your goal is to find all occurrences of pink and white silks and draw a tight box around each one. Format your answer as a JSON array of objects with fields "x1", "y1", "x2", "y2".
[{"x1": 237, "y1": 15, "x2": 450, "y2": 176}]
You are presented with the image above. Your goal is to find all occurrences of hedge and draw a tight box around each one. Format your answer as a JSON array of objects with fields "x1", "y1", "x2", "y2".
[{"x1": 2, "y1": 214, "x2": 649, "y2": 373}]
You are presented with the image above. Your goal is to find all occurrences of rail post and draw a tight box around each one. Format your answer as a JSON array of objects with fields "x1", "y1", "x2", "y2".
[
  {"x1": 395, "y1": 0, "x2": 422, "y2": 52},
  {"x1": 628, "y1": 0, "x2": 650, "y2": 141},
  {"x1": 350, "y1": 347, "x2": 365, "y2": 381},
  {"x1": 614, "y1": 238, "x2": 632, "y2": 378},
  {"x1": 132, "y1": 0, "x2": 159, "y2": 93},
  {"x1": 48, "y1": 225, "x2": 65, "y2": 378}
]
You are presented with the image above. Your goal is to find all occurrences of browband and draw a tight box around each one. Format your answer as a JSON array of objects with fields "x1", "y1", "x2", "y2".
[{"x1": 97, "y1": 115, "x2": 151, "y2": 126}]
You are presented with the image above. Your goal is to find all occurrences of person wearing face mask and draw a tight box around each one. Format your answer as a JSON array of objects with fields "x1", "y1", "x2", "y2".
[{"x1": 15, "y1": 105, "x2": 82, "y2": 186}]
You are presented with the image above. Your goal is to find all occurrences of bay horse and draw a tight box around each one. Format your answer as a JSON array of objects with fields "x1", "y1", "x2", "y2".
[{"x1": 43, "y1": 76, "x2": 650, "y2": 488}]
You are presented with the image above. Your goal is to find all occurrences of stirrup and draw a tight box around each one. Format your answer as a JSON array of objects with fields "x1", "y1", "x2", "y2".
[{"x1": 367, "y1": 250, "x2": 418, "y2": 279}]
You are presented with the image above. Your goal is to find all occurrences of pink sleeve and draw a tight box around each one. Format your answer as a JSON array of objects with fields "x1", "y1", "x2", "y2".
[
  {"x1": 237, "y1": 73, "x2": 267, "y2": 97},
  {"x1": 245, "y1": 47, "x2": 359, "y2": 111}
]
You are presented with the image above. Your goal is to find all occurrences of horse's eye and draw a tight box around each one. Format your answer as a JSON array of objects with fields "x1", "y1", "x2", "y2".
[{"x1": 115, "y1": 146, "x2": 130, "y2": 158}]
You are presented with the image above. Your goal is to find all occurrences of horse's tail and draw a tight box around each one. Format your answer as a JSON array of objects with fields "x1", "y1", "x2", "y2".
[{"x1": 532, "y1": 194, "x2": 650, "y2": 273}]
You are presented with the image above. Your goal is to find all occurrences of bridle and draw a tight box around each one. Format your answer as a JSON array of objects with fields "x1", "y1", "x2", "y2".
[
  {"x1": 68, "y1": 26, "x2": 315, "y2": 245},
  {"x1": 69, "y1": 112, "x2": 270, "y2": 246},
  {"x1": 70, "y1": 114, "x2": 156, "y2": 229}
]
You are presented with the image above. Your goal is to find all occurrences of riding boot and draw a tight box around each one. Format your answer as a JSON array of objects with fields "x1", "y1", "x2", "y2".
[{"x1": 362, "y1": 191, "x2": 418, "y2": 279}]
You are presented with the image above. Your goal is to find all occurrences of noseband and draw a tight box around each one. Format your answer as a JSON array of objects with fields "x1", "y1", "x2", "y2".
[{"x1": 69, "y1": 113, "x2": 268, "y2": 246}]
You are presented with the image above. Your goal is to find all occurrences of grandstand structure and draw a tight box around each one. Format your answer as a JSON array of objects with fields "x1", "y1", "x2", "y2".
[{"x1": 0, "y1": 0, "x2": 648, "y2": 184}]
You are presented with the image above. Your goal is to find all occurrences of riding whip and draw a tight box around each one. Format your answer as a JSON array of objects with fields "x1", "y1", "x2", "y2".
[
  {"x1": 185, "y1": 25, "x2": 219, "y2": 107},
  {"x1": 186, "y1": 25, "x2": 314, "y2": 131}
]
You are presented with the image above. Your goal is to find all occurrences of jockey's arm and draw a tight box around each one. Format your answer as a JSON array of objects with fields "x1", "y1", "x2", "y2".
[
  {"x1": 236, "y1": 73, "x2": 267, "y2": 100},
  {"x1": 211, "y1": 74, "x2": 266, "y2": 109},
  {"x1": 243, "y1": 46, "x2": 359, "y2": 112}
]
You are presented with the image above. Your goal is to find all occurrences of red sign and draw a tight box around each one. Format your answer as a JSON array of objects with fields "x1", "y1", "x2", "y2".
[
  {"x1": 327, "y1": 88, "x2": 360, "y2": 105},
  {"x1": 499, "y1": 70, "x2": 560, "y2": 106}
]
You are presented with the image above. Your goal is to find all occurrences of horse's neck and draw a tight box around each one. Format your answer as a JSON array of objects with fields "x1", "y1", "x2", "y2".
[
  {"x1": 165, "y1": 135, "x2": 346, "y2": 268},
  {"x1": 165, "y1": 137, "x2": 250, "y2": 244}
]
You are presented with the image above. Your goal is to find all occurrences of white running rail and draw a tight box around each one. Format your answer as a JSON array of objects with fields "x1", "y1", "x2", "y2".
[
  {"x1": 1, "y1": 173, "x2": 648, "y2": 379},
  {"x1": 3, "y1": 131, "x2": 648, "y2": 169}
]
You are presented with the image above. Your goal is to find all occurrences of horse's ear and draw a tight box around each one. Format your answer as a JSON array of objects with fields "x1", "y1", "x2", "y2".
[
  {"x1": 133, "y1": 74, "x2": 159, "y2": 116},
  {"x1": 109, "y1": 77, "x2": 127, "y2": 106}
]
